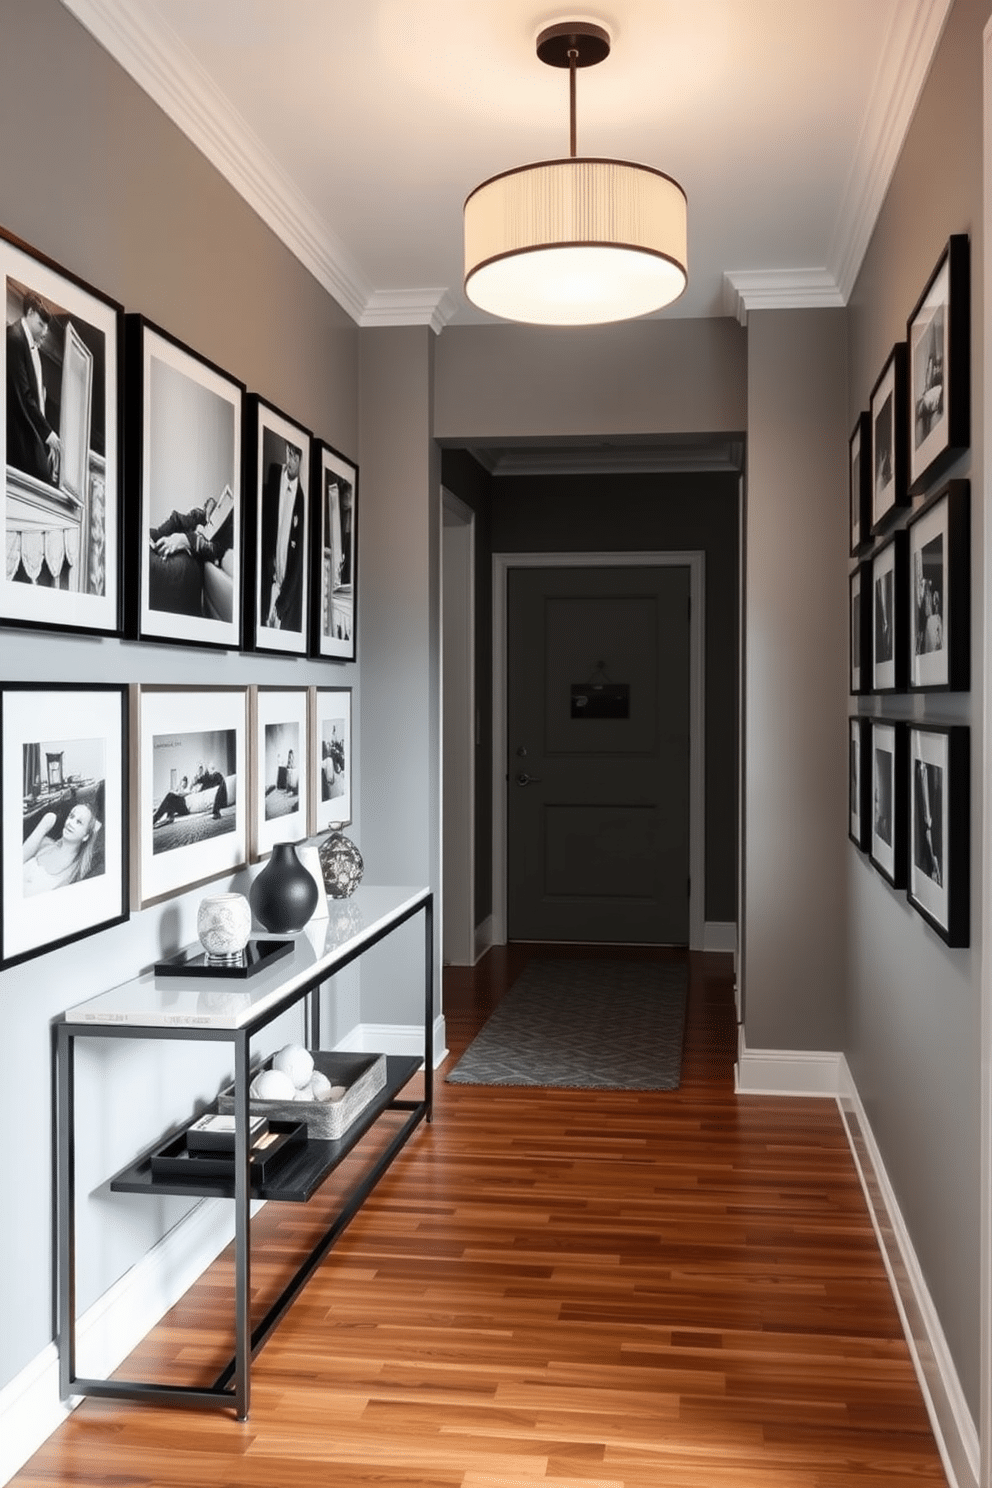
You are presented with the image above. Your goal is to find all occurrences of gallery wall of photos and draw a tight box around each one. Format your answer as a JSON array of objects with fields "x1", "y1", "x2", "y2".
[
  {"x1": 0, "y1": 222, "x2": 358, "y2": 968},
  {"x1": 848, "y1": 233, "x2": 971, "y2": 949}
]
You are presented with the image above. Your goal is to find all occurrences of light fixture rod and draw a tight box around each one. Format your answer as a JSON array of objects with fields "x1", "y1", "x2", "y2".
[{"x1": 569, "y1": 48, "x2": 578, "y2": 157}]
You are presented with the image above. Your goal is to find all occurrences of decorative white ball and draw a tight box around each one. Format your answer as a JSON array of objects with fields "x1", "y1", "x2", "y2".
[
  {"x1": 251, "y1": 1068, "x2": 296, "y2": 1101},
  {"x1": 309, "y1": 1070, "x2": 333, "y2": 1102},
  {"x1": 197, "y1": 893, "x2": 252, "y2": 959},
  {"x1": 273, "y1": 1043, "x2": 314, "y2": 1089}
]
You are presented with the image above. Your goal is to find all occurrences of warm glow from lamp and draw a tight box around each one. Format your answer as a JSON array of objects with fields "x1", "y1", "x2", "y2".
[{"x1": 463, "y1": 22, "x2": 687, "y2": 326}]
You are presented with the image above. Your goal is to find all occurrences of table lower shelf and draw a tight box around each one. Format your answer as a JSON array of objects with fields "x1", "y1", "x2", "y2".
[{"x1": 109, "y1": 1054, "x2": 423, "y2": 1203}]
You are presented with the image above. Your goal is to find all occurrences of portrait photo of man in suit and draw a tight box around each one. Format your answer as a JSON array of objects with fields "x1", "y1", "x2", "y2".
[
  {"x1": 260, "y1": 438, "x2": 306, "y2": 634},
  {"x1": 6, "y1": 289, "x2": 63, "y2": 486}
]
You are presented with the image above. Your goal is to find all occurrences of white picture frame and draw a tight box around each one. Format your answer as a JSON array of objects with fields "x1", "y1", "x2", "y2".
[{"x1": 250, "y1": 686, "x2": 310, "y2": 861}]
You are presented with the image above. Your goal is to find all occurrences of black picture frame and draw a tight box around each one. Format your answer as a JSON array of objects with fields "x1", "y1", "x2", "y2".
[
  {"x1": 868, "y1": 719, "x2": 907, "y2": 888},
  {"x1": 907, "y1": 724, "x2": 969, "y2": 947},
  {"x1": 908, "y1": 234, "x2": 970, "y2": 495},
  {"x1": 870, "y1": 529, "x2": 907, "y2": 693},
  {"x1": 849, "y1": 412, "x2": 872, "y2": 556},
  {"x1": 0, "y1": 683, "x2": 128, "y2": 967},
  {"x1": 849, "y1": 716, "x2": 871, "y2": 852},
  {"x1": 124, "y1": 315, "x2": 245, "y2": 649},
  {"x1": 133, "y1": 685, "x2": 248, "y2": 909},
  {"x1": 1, "y1": 225, "x2": 123, "y2": 638},
  {"x1": 310, "y1": 441, "x2": 358, "y2": 661},
  {"x1": 849, "y1": 563, "x2": 870, "y2": 695},
  {"x1": 869, "y1": 342, "x2": 908, "y2": 533},
  {"x1": 244, "y1": 396, "x2": 312, "y2": 655},
  {"x1": 906, "y1": 479, "x2": 969, "y2": 692}
]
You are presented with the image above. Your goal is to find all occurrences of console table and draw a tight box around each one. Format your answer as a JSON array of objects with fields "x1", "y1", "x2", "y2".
[{"x1": 56, "y1": 884, "x2": 433, "y2": 1419}]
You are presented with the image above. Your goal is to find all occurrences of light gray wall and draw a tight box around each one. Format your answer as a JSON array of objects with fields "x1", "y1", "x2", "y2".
[
  {"x1": 742, "y1": 309, "x2": 849, "y2": 1049},
  {"x1": 0, "y1": 0, "x2": 358, "y2": 1393},
  {"x1": 845, "y1": 0, "x2": 988, "y2": 1417}
]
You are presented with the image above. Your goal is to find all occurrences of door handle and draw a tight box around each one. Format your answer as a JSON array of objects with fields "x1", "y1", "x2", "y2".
[{"x1": 515, "y1": 772, "x2": 542, "y2": 786}]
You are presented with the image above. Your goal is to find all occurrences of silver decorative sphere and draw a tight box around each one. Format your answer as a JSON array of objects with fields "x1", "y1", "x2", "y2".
[{"x1": 317, "y1": 831, "x2": 364, "y2": 898}]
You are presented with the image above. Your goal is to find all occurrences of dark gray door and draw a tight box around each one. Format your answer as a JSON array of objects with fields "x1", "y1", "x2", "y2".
[{"x1": 507, "y1": 565, "x2": 691, "y2": 943}]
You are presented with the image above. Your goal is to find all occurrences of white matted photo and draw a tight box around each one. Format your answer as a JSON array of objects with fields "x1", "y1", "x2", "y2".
[
  {"x1": 312, "y1": 441, "x2": 357, "y2": 661},
  {"x1": 250, "y1": 686, "x2": 309, "y2": 860},
  {"x1": 907, "y1": 724, "x2": 968, "y2": 947},
  {"x1": 906, "y1": 480, "x2": 969, "y2": 692},
  {"x1": 134, "y1": 686, "x2": 247, "y2": 907},
  {"x1": 248, "y1": 397, "x2": 311, "y2": 656},
  {"x1": 310, "y1": 686, "x2": 352, "y2": 833},
  {"x1": 869, "y1": 719, "x2": 904, "y2": 887},
  {"x1": 1, "y1": 230, "x2": 122, "y2": 636},
  {"x1": 1, "y1": 684, "x2": 128, "y2": 966},
  {"x1": 869, "y1": 343, "x2": 907, "y2": 532}
]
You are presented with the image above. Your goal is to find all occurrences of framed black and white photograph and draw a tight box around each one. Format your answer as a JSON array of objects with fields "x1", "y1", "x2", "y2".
[
  {"x1": 871, "y1": 530, "x2": 907, "y2": 693},
  {"x1": 134, "y1": 686, "x2": 247, "y2": 908},
  {"x1": 250, "y1": 686, "x2": 309, "y2": 861},
  {"x1": 907, "y1": 724, "x2": 969, "y2": 946},
  {"x1": 310, "y1": 686, "x2": 352, "y2": 833},
  {"x1": 869, "y1": 342, "x2": 908, "y2": 532},
  {"x1": 125, "y1": 317, "x2": 244, "y2": 649},
  {"x1": 869, "y1": 719, "x2": 906, "y2": 888},
  {"x1": 311, "y1": 441, "x2": 357, "y2": 661},
  {"x1": 849, "y1": 564, "x2": 870, "y2": 695},
  {"x1": 849, "y1": 716, "x2": 870, "y2": 852},
  {"x1": 245, "y1": 397, "x2": 311, "y2": 655},
  {"x1": 908, "y1": 234, "x2": 969, "y2": 494},
  {"x1": 1, "y1": 227, "x2": 122, "y2": 637},
  {"x1": 0, "y1": 684, "x2": 128, "y2": 967},
  {"x1": 849, "y1": 412, "x2": 872, "y2": 556},
  {"x1": 906, "y1": 479, "x2": 969, "y2": 692}
]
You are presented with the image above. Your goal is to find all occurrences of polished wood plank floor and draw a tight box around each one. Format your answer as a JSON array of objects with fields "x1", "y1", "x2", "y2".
[{"x1": 16, "y1": 945, "x2": 947, "y2": 1487}]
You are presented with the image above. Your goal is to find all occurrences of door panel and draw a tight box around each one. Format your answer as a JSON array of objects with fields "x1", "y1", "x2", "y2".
[{"x1": 507, "y1": 565, "x2": 690, "y2": 943}]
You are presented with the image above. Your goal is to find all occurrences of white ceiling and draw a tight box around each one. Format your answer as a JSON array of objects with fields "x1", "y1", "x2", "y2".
[{"x1": 63, "y1": 0, "x2": 951, "y2": 330}]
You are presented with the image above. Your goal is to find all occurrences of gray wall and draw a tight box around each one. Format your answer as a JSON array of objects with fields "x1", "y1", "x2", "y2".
[
  {"x1": 0, "y1": 0, "x2": 358, "y2": 1392},
  {"x1": 845, "y1": 0, "x2": 988, "y2": 1417}
]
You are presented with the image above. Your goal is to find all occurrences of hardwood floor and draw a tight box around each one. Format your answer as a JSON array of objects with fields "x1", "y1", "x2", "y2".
[{"x1": 16, "y1": 945, "x2": 948, "y2": 1487}]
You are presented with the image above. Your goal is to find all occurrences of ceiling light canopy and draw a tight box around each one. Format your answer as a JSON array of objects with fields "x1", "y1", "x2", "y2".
[{"x1": 464, "y1": 21, "x2": 687, "y2": 327}]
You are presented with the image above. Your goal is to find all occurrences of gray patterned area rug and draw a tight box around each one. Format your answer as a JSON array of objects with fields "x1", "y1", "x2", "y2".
[{"x1": 446, "y1": 958, "x2": 688, "y2": 1090}]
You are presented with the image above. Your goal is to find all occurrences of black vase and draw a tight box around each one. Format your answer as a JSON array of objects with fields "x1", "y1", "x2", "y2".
[{"x1": 249, "y1": 840, "x2": 319, "y2": 933}]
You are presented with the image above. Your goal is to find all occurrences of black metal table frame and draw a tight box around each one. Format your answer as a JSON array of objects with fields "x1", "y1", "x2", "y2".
[{"x1": 56, "y1": 890, "x2": 433, "y2": 1420}]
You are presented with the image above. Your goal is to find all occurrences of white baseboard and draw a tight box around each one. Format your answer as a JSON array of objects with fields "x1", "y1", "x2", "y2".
[
  {"x1": 333, "y1": 1017, "x2": 448, "y2": 1068},
  {"x1": 837, "y1": 1065, "x2": 979, "y2": 1488},
  {"x1": 735, "y1": 1032, "x2": 845, "y2": 1095},
  {"x1": 702, "y1": 920, "x2": 737, "y2": 953},
  {"x1": 0, "y1": 1197, "x2": 236, "y2": 1487},
  {"x1": 474, "y1": 914, "x2": 494, "y2": 962}
]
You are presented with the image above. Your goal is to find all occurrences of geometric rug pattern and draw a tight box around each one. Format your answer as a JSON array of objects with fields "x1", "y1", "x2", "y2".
[{"x1": 445, "y1": 958, "x2": 687, "y2": 1090}]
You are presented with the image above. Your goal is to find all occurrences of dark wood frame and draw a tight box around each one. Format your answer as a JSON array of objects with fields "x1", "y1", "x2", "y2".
[
  {"x1": 849, "y1": 716, "x2": 871, "y2": 852},
  {"x1": 869, "y1": 342, "x2": 909, "y2": 533},
  {"x1": 870, "y1": 529, "x2": 908, "y2": 693},
  {"x1": 849, "y1": 563, "x2": 870, "y2": 695},
  {"x1": 0, "y1": 682, "x2": 128, "y2": 967},
  {"x1": 849, "y1": 412, "x2": 872, "y2": 556},
  {"x1": 907, "y1": 234, "x2": 970, "y2": 495},
  {"x1": 124, "y1": 315, "x2": 245, "y2": 649},
  {"x1": 868, "y1": 718, "x2": 907, "y2": 888},
  {"x1": 310, "y1": 441, "x2": 358, "y2": 662},
  {"x1": 243, "y1": 396, "x2": 312, "y2": 656},
  {"x1": 906, "y1": 479, "x2": 970, "y2": 692},
  {"x1": 1, "y1": 225, "x2": 123, "y2": 638},
  {"x1": 907, "y1": 723, "x2": 969, "y2": 947}
]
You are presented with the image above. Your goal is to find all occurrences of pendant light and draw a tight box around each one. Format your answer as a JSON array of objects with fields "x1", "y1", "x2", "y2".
[{"x1": 463, "y1": 21, "x2": 688, "y2": 326}]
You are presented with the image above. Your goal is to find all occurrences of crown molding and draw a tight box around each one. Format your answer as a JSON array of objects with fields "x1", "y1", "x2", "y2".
[
  {"x1": 829, "y1": 0, "x2": 954, "y2": 300},
  {"x1": 358, "y1": 289, "x2": 459, "y2": 334},
  {"x1": 722, "y1": 269, "x2": 845, "y2": 325},
  {"x1": 60, "y1": 0, "x2": 374, "y2": 323}
]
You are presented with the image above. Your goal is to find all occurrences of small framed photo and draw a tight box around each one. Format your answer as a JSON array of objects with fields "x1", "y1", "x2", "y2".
[
  {"x1": 849, "y1": 563, "x2": 870, "y2": 695},
  {"x1": 250, "y1": 686, "x2": 309, "y2": 861},
  {"x1": 849, "y1": 716, "x2": 870, "y2": 852},
  {"x1": 311, "y1": 441, "x2": 358, "y2": 661},
  {"x1": 870, "y1": 343, "x2": 908, "y2": 532},
  {"x1": 908, "y1": 234, "x2": 969, "y2": 494},
  {"x1": 134, "y1": 686, "x2": 248, "y2": 908},
  {"x1": 310, "y1": 686, "x2": 352, "y2": 833},
  {"x1": 907, "y1": 724, "x2": 969, "y2": 946},
  {"x1": 125, "y1": 316, "x2": 244, "y2": 649},
  {"x1": 245, "y1": 397, "x2": 311, "y2": 655},
  {"x1": 849, "y1": 413, "x2": 872, "y2": 555},
  {"x1": 1, "y1": 226, "x2": 123, "y2": 637},
  {"x1": 906, "y1": 479, "x2": 969, "y2": 692},
  {"x1": 871, "y1": 530, "x2": 907, "y2": 693},
  {"x1": 869, "y1": 719, "x2": 907, "y2": 888},
  {"x1": 1, "y1": 684, "x2": 128, "y2": 967}
]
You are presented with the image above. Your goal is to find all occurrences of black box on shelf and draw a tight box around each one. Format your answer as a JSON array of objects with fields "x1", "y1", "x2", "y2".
[{"x1": 149, "y1": 1119, "x2": 305, "y2": 1182}]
